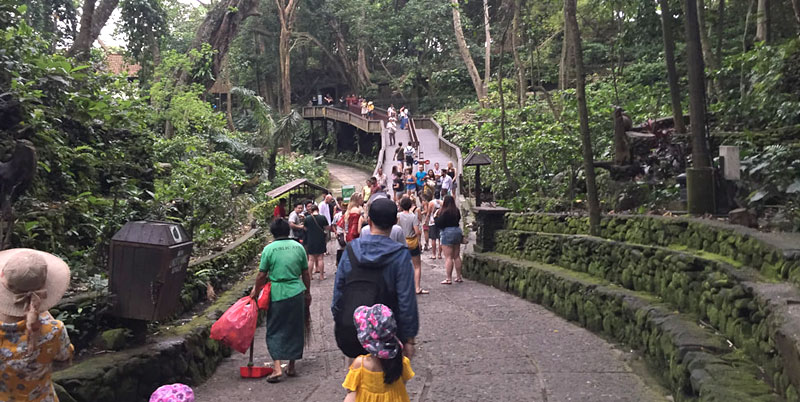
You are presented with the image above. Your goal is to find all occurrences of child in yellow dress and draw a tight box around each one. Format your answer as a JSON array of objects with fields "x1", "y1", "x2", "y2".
[
  {"x1": 0, "y1": 249, "x2": 73, "y2": 402},
  {"x1": 343, "y1": 304, "x2": 414, "y2": 402}
]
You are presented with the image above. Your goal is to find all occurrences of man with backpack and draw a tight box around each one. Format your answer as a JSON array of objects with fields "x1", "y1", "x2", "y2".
[{"x1": 332, "y1": 198, "x2": 418, "y2": 360}]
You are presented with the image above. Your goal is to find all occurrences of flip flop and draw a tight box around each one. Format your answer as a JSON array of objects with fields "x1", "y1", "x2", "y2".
[
  {"x1": 416, "y1": 289, "x2": 430, "y2": 294},
  {"x1": 428, "y1": 256, "x2": 437, "y2": 260},
  {"x1": 455, "y1": 278, "x2": 463, "y2": 283},
  {"x1": 266, "y1": 373, "x2": 284, "y2": 383},
  {"x1": 440, "y1": 279, "x2": 452, "y2": 285}
]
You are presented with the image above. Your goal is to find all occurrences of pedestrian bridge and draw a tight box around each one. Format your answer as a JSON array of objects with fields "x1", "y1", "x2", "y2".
[{"x1": 301, "y1": 105, "x2": 463, "y2": 189}]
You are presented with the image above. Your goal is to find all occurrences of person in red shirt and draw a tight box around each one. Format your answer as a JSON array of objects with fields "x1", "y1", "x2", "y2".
[{"x1": 274, "y1": 198, "x2": 288, "y2": 220}]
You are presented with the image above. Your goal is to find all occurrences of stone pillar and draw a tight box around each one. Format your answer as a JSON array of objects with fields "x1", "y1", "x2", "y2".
[{"x1": 472, "y1": 206, "x2": 510, "y2": 253}]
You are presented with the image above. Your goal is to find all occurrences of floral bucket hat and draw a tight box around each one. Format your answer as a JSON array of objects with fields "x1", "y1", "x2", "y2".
[
  {"x1": 353, "y1": 304, "x2": 402, "y2": 360},
  {"x1": 150, "y1": 384, "x2": 194, "y2": 402}
]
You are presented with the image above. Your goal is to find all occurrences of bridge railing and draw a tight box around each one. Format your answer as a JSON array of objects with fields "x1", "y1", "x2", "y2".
[{"x1": 301, "y1": 106, "x2": 382, "y2": 133}]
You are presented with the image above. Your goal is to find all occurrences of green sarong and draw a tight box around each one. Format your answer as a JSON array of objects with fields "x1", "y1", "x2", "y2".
[{"x1": 266, "y1": 292, "x2": 305, "y2": 360}]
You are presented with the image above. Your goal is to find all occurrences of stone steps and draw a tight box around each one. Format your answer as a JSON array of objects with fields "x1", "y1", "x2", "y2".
[
  {"x1": 463, "y1": 252, "x2": 778, "y2": 401},
  {"x1": 491, "y1": 229, "x2": 800, "y2": 400}
]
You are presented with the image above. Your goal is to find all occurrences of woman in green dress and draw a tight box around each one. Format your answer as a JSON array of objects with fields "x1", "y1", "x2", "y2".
[
  {"x1": 251, "y1": 218, "x2": 312, "y2": 383},
  {"x1": 304, "y1": 204, "x2": 331, "y2": 280}
]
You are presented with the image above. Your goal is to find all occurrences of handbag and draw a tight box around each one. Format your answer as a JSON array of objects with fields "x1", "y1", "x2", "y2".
[
  {"x1": 337, "y1": 232, "x2": 347, "y2": 247},
  {"x1": 406, "y1": 235, "x2": 419, "y2": 250}
]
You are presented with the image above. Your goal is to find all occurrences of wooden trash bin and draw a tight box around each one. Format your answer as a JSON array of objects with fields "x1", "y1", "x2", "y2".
[{"x1": 108, "y1": 221, "x2": 193, "y2": 321}]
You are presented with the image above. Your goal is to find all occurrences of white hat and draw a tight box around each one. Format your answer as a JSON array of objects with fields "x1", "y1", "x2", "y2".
[{"x1": 0, "y1": 249, "x2": 70, "y2": 316}]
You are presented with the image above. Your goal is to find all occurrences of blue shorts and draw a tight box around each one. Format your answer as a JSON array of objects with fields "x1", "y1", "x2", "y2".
[
  {"x1": 429, "y1": 225, "x2": 440, "y2": 240},
  {"x1": 406, "y1": 185, "x2": 416, "y2": 191},
  {"x1": 440, "y1": 227, "x2": 463, "y2": 245}
]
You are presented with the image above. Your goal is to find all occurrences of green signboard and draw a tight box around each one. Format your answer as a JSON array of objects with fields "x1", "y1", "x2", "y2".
[{"x1": 342, "y1": 185, "x2": 355, "y2": 202}]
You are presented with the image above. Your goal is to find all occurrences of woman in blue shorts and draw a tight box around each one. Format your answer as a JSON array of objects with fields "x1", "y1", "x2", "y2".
[{"x1": 435, "y1": 195, "x2": 463, "y2": 284}]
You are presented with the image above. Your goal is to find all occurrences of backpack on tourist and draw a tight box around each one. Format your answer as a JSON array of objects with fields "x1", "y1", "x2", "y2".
[{"x1": 334, "y1": 244, "x2": 397, "y2": 358}]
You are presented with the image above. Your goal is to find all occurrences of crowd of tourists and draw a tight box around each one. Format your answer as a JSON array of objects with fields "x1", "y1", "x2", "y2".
[{"x1": 0, "y1": 162, "x2": 459, "y2": 402}]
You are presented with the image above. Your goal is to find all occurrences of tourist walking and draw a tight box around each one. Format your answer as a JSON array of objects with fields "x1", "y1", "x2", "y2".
[
  {"x1": 376, "y1": 167, "x2": 389, "y2": 194},
  {"x1": 392, "y1": 169, "x2": 404, "y2": 200},
  {"x1": 397, "y1": 197, "x2": 426, "y2": 295},
  {"x1": 250, "y1": 219, "x2": 312, "y2": 382},
  {"x1": 0, "y1": 248, "x2": 73, "y2": 402},
  {"x1": 436, "y1": 195, "x2": 463, "y2": 284},
  {"x1": 288, "y1": 202, "x2": 305, "y2": 241},
  {"x1": 426, "y1": 193, "x2": 443, "y2": 259},
  {"x1": 387, "y1": 117, "x2": 397, "y2": 146},
  {"x1": 305, "y1": 205, "x2": 331, "y2": 280},
  {"x1": 394, "y1": 143, "x2": 405, "y2": 170},
  {"x1": 441, "y1": 171, "x2": 453, "y2": 197},
  {"x1": 345, "y1": 193, "x2": 365, "y2": 242},
  {"x1": 334, "y1": 205, "x2": 346, "y2": 265},
  {"x1": 342, "y1": 304, "x2": 415, "y2": 402},
  {"x1": 404, "y1": 144, "x2": 415, "y2": 169},
  {"x1": 414, "y1": 165, "x2": 426, "y2": 198},
  {"x1": 273, "y1": 198, "x2": 288, "y2": 220},
  {"x1": 404, "y1": 168, "x2": 416, "y2": 196},
  {"x1": 332, "y1": 198, "x2": 418, "y2": 360}
]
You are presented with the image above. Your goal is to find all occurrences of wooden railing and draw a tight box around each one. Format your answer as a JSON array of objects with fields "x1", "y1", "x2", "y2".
[{"x1": 301, "y1": 106, "x2": 383, "y2": 133}]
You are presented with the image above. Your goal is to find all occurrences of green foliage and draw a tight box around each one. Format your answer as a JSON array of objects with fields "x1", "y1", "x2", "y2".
[
  {"x1": 154, "y1": 153, "x2": 246, "y2": 245},
  {"x1": 740, "y1": 145, "x2": 800, "y2": 230},
  {"x1": 714, "y1": 40, "x2": 800, "y2": 130}
]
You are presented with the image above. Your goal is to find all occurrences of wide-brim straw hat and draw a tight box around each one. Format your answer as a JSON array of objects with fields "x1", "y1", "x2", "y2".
[{"x1": 0, "y1": 248, "x2": 70, "y2": 316}]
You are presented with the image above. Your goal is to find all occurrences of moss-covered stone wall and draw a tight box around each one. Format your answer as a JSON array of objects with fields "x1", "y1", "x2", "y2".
[
  {"x1": 463, "y1": 253, "x2": 778, "y2": 402},
  {"x1": 54, "y1": 270, "x2": 259, "y2": 402},
  {"x1": 506, "y1": 214, "x2": 800, "y2": 285},
  {"x1": 493, "y1": 230, "x2": 800, "y2": 399}
]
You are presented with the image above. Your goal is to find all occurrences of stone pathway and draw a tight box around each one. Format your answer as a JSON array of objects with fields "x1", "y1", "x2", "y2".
[
  {"x1": 328, "y1": 162, "x2": 372, "y2": 198},
  {"x1": 195, "y1": 246, "x2": 667, "y2": 402}
]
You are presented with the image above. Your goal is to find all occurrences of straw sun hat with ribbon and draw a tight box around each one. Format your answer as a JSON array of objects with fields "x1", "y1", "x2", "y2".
[{"x1": 0, "y1": 248, "x2": 70, "y2": 319}]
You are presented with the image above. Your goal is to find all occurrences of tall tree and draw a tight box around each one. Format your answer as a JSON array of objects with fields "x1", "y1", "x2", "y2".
[
  {"x1": 483, "y1": 0, "x2": 491, "y2": 94},
  {"x1": 511, "y1": 0, "x2": 526, "y2": 107},
  {"x1": 69, "y1": 0, "x2": 96, "y2": 60},
  {"x1": 696, "y1": 0, "x2": 719, "y2": 70},
  {"x1": 715, "y1": 0, "x2": 725, "y2": 61},
  {"x1": 276, "y1": 0, "x2": 300, "y2": 115},
  {"x1": 755, "y1": 0, "x2": 770, "y2": 42},
  {"x1": 793, "y1": 0, "x2": 800, "y2": 34},
  {"x1": 451, "y1": 0, "x2": 488, "y2": 106},
  {"x1": 188, "y1": 0, "x2": 261, "y2": 90},
  {"x1": 564, "y1": 0, "x2": 600, "y2": 234},
  {"x1": 659, "y1": 0, "x2": 686, "y2": 133},
  {"x1": 683, "y1": 0, "x2": 715, "y2": 214},
  {"x1": 68, "y1": 0, "x2": 119, "y2": 58}
]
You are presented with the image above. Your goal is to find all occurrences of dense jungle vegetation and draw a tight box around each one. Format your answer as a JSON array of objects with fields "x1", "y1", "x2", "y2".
[{"x1": 2, "y1": 0, "x2": 800, "y2": 290}]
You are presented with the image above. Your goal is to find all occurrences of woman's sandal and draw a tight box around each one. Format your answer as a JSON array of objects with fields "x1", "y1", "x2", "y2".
[
  {"x1": 440, "y1": 279, "x2": 452, "y2": 285},
  {"x1": 416, "y1": 289, "x2": 430, "y2": 294},
  {"x1": 266, "y1": 372, "x2": 284, "y2": 383},
  {"x1": 454, "y1": 278, "x2": 463, "y2": 283}
]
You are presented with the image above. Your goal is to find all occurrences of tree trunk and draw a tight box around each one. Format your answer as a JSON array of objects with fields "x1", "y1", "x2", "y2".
[
  {"x1": 69, "y1": 0, "x2": 97, "y2": 60},
  {"x1": 683, "y1": 0, "x2": 715, "y2": 214},
  {"x1": 683, "y1": 0, "x2": 711, "y2": 169},
  {"x1": 451, "y1": 0, "x2": 487, "y2": 106},
  {"x1": 696, "y1": 0, "x2": 719, "y2": 70},
  {"x1": 483, "y1": 0, "x2": 491, "y2": 95},
  {"x1": 187, "y1": 0, "x2": 261, "y2": 90},
  {"x1": 512, "y1": 0, "x2": 526, "y2": 107},
  {"x1": 558, "y1": 32, "x2": 569, "y2": 90},
  {"x1": 564, "y1": 0, "x2": 600, "y2": 235},
  {"x1": 755, "y1": 0, "x2": 770, "y2": 42},
  {"x1": 793, "y1": 0, "x2": 800, "y2": 34},
  {"x1": 89, "y1": 0, "x2": 119, "y2": 42},
  {"x1": 498, "y1": 29, "x2": 518, "y2": 191},
  {"x1": 276, "y1": 0, "x2": 299, "y2": 118},
  {"x1": 659, "y1": 0, "x2": 687, "y2": 133},
  {"x1": 357, "y1": 46, "x2": 372, "y2": 88},
  {"x1": 716, "y1": 0, "x2": 725, "y2": 62}
]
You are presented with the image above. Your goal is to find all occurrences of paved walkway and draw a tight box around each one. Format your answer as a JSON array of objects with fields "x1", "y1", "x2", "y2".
[
  {"x1": 328, "y1": 162, "x2": 372, "y2": 198},
  {"x1": 195, "y1": 163, "x2": 666, "y2": 401},
  {"x1": 382, "y1": 126, "x2": 453, "y2": 175}
]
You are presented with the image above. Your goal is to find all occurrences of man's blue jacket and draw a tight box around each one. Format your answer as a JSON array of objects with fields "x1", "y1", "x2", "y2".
[{"x1": 331, "y1": 233, "x2": 419, "y2": 341}]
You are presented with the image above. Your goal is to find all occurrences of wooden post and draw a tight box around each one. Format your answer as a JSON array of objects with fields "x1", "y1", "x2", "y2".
[{"x1": 475, "y1": 165, "x2": 482, "y2": 207}]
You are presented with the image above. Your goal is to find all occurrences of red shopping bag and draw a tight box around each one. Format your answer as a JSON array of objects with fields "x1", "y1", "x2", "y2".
[
  {"x1": 210, "y1": 296, "x2": 259, "y2": 354},
  {"x1": 257, "y1": 282, "x2": 271, "y2": 311}
]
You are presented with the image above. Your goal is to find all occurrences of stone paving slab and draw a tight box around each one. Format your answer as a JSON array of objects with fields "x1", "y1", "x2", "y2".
[{"x1": 194, "y1": 238, "x2": 667, "y2": 402}]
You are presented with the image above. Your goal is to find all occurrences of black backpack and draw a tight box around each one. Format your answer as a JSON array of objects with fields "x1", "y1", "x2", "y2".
[{"x1": 334, "y1": 243, "x2": 397, "y2": 358}]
